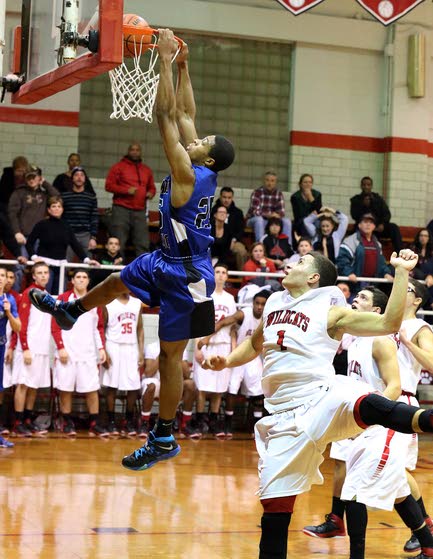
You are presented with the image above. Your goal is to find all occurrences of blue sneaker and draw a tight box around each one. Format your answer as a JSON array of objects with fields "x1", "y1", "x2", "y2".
[
  {"x1": 122, "y1": 431, "x2": 180, "y2": 471},
  {"x1": 0, "y1": 436, "x2": 14, "y2": 448},
  {"x1": 29, "y1": 289, "x2": 77, "y2": 330}
]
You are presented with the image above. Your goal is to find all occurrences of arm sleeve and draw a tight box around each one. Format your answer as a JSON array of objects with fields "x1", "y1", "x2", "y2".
[
  {"x1": 105, "y1": 164, "x2": 131, "y2": 195},
  {"x1": 90, "y1": 197, "x2": 99, "y2": 237},
  {"x1": 9, "y1": 331, "x2": 17, "y2": 350},
  {"x1": 25, "y1": 222, "x2": 41, "y2": 257},
  {"x1": 303, "y1": 213, "x2": 318, "y2": 238},
  {"x1": 312, "y1": 192, "x2": 322, "y2": 213},
  {"x1": 290, "y1": 192, "x2": 302, "y2": 222},
  {"x1": 9, "y1": 295, "x2": 18, "y2": 318},
  {"x1": 250, "y1": 190, "x2": 262, "y2": 217},
  {"x1": 96, "y1": 307, "x2": 106, "y2": 349},
  {"x1": 7, "y1": 192, "x2": 22, "y2": 234},
  {"x1": 336, "y1": 246, "x2": 354, "y2": 276},
  {"x1": 276, "y1": 192, "x2": 285, "y2": 217},
  {"x1": 334, "y1": 212, "x2": 349, "y2": 243}
]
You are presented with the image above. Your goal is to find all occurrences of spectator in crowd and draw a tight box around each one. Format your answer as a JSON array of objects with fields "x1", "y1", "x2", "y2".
[
  {"x1": 139, "y1": 339, "x2": 195, "y2": 439},
  {"x1": 61, "y1": 167, "x2": 98, "y2": 259},
  {"x1": 8, "y1": 165, "x2": 59, "y2": 253},
  {"x1": 0, "y1": 155, "x2": 28, "y2": 216},
  {"x1": 242, "y1": 242, "x2": 279, "y2": 290},
  {"x1": 51, "y1": 269, "x2": 108, "y2": 437},
  {"x1": 336, "y1": 212, "x2": 393, "y2": 286},
  {"x1": 12, "y1": 262, "x2": 52, "y2": 437},
  {"x1": 26, "y1": 196, "x2": 99, "y2": 293},
  {"x1": 350, "y1": 176, "x2": 402, "y2": 253},
  {"x1": 105, "y1": 143, "x2": 156, "y2": 256},
  {"x1": 210, "y1": 205, "x2": 237, "y2": 267},
  {"x1": 211, "y1": 187, "x2": 248, "y2": 270},
  {"x1": 102, "y1": 292, "x2": 143, "y2": 438},
  {"x1": 53, "y1": 153, "x2": 95, "y2": 195},
  {"x1": 91, "y1": 236, "x2": 123, "y2": 287},
  {"x1": 283, "y1": 237, "x2": 313, "y2": 266},
  {"x1": 246, "y1": 171, "x2": 292, "y2": 242},
  {"x1": 303, "y1": 207, "x2": 348, "y2": 263},
  {"x1": 262, "y1": 217, "x2": 293, "y2": 270},
  {"x1": 410, "y1": 228, "x2": 433, "y2": 284},
  {"x1": 336, "y1": 281, "x2": 353, "y2": 304},
  {"x1": 290, "y1": 173, "x2": 322, "y2": 237}
]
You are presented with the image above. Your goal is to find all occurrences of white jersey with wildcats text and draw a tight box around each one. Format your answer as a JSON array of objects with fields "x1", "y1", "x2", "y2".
[
  {"x1": 347, "y1": 336, "x2": 386, "y2": 393},
  {"x1": 211, "y1": 290, "x2": 237, "y2": 345},
  {"x1": 395, "y1": 318, "x2": 431, "y2": 395},
  {"x1": 105, "y1": 297, "x2": 142, "y2": 344},
  {"x1": 262, "y1": 286, "x2": 346, "y2": 413}
]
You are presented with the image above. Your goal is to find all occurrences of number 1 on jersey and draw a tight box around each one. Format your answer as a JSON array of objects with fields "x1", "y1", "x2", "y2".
[{"x1": 276, "y1": 330, "x2": 287, "y2": 351}]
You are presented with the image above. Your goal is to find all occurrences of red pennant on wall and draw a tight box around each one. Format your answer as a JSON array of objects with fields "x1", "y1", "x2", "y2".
[
  {"x1": 274, "y1": 0, "x2": 326, "y2": 15},
  {"x1": 355, "y1": 1, "x2": 425, "y2": 25}
]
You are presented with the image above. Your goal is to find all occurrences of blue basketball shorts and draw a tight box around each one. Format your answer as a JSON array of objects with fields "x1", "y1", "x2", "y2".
[{"x1": 120, "y1": 249, "x2": 216, "y2": 342}]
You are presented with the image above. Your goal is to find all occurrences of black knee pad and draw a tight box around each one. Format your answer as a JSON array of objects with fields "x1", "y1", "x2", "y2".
[{"x1": 359, "y1": 393, "x2": 418, "y2": 434}]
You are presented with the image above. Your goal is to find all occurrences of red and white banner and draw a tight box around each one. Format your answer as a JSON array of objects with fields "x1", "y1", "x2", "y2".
[
  {"x1": 275, "y1": 0, "x2": 425, "y2": 24},
  {"x1": 355, "y1": 0, "x2": 425, "y2": 25},
  {"x1": 274, "y1": 0, "x2": 326, "y2": 16}
]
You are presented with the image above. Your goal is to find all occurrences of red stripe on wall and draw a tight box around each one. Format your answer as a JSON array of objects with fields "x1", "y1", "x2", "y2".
[
  {"x1": 0, "y1": 107, "x2": 79, "y2": 127},
  {"x1": 291, "y1": 130, "x2": 433, "y2": 157}
]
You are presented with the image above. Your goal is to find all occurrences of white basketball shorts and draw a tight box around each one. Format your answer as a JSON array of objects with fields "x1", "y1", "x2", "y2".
[
  {"x1": 102, "y1": 341, "x2": 141, "y2": 391},
  {"x1": 194, "y1": 342, "x2": 232, "y2": 393}
]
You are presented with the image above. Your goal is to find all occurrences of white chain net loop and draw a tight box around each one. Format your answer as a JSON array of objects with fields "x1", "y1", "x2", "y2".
[{"x1": 109, "y1": 34, "x2": 159, "y2": 122}]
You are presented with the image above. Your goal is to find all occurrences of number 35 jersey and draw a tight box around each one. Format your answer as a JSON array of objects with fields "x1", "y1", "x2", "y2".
[
  {"x1": 105, "y1": 296, "x2": 142, "y2": 344},
  {"x1": 159, "y1": 165, "x2": 217, "y2": 259},
  {"x1": 262, "y1": 286, "x2": 346, "y2": 413}
]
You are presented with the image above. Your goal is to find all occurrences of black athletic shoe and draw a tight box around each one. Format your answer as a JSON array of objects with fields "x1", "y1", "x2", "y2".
[
  {"x1": 107, "y1": 421, "x2": 120, "y2": 437},
  {"x1": 209, "y1": 418, "x2": 225, "y2": 440},
  {"x1": 184, "y1": 417, "x2": 203, "y2": 440},
  {"x1": 404, "y1": 533, "x2": 421, "y2": 553},
  {"x1": 89, "y1": 422, "x2": 109, "y2": 438},
  {"x1": 303, "y1": 513, "x2": 346, "y2": 538},
  {"x1": 29, "y1": 288, "x2": 77, "y2": 331},
  {"x1": 124, "y1": 421, "x2": 137, "y2": 437},
  {"x1": 137, "y1": 421, "x2": 149, "y2": 439},
  {"x1": 0, "y1": 425, "x2": 10, "y2": 435},
  {"x1": 11, "y1": 421, "x2": 32, "y2": 438},
  {"x1": 122, "y1": 431, "x2": 180, "y2": 471},
  {"x1": 26, "y1": 420, "x2": 48, "y2": 436}
]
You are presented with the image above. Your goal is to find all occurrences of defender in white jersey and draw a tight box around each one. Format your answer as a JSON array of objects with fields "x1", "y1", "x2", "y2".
[
  {"x1": 52, "y1": 270, "x2": 108, "y2": 438},
  {"x1": 102, "y1": 293, "x2": 144, "y2": 437},
  {"x1": 193, "y1": 264, "x2": 236, "y2": 438},
  {"x1": 396, "y1": 279, "x2": 433, "y2": 554},
  {"x1": 202, "y1": 250, "x2": 433, "y2": 559}
]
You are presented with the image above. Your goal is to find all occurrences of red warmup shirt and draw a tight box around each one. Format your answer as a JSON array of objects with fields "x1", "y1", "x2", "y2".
[
  {"x1": 361, "y1": 234, "x2": 378, "y2": 277},
  {"x1": 105, "y1": 157, "x2": 156, "y2": 211},
  {"x1": 242, "y1": 258, "x2": 277, "y2": 286}
]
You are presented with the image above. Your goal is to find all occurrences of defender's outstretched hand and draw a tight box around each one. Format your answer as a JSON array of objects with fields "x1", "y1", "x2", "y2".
[
  {"x1": 201, "y1": 355, "x2": 227, "y2": 371},
  {"x1": 390, "y1": 249, "x2": 418, "y2": 271}
]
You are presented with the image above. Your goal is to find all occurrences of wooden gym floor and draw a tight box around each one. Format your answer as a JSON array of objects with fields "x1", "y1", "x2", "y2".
[{"x1": 1, "y1": 434, "x2": 432, "y2": 558}]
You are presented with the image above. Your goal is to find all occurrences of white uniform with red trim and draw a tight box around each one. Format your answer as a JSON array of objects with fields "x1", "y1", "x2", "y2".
[
  {"x1": 394, "y1": 318, "x2": 431, "y2": 470},
  {"x1": 53, "y1": 291, "x2": 104, "y2": 393},
  {"x1": 141, "y1": 340, "x2": 190, "y2": 398},
  {"x1": 255, "y1": 287, "x2": 371, "y2": 499},
  {"x1": 13, "y1": 285, "x2": 51, "y2": 389},
  {"x1": 229, "y1": 306, "x2": 263, "y2": 397},
  {"x1": 102, "y1": 296, "x2": 142, "y2": 391},
  {"x1": 194, "y1": 290, "x2": 237, "y2": 393},
  {"x1": 341, "y1": 336, "x2": 410, "y2": 510}
]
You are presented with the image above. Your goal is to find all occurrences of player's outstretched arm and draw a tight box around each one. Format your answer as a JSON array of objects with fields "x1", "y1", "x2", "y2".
[
  {"x1": 156, "y1": 29, "x2": 195, "y2": 206},
  {"x1": 175, "y1": 44, "x2": 198, "y2": 146},
  {"x1": 329, "y1": 249, "x2": 418, "y2": 338},
  {"x1": 202, "y1": 320, "x2": 264, "y2": 370}
]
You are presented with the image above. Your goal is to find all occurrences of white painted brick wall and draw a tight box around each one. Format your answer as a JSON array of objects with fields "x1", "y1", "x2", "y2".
[{"x1": 0, "y1": 122, "x2": 78, "y2": 181}]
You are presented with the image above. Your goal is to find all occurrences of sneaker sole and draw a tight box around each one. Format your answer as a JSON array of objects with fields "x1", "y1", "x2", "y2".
[
  {"x1": 188, "y1": 433, "x2": 203, "y2": 440},
  {"x1": 122, "y1": 445, "x2": 181, "y2": 471},
  {"x1": 302, "y1": 528, "x2": 346, "y2": 539}
]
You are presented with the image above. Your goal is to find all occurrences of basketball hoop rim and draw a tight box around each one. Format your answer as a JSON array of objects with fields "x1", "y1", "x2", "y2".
[{"x1": 123, "y1": 25, "x2": 184, "y2": 49}]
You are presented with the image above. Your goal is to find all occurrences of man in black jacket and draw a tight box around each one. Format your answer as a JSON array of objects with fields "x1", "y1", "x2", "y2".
[
  {"x1": 350, "y1": 176, "x2": 402, "y2": 253},
  {"x1": 211, "y1": 187, "x2": 247, "y2": 270}
]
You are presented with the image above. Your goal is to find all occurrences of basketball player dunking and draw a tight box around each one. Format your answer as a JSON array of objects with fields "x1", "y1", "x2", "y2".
[
  {"x1": 203, "y1": 249, "x2": 433, "y2": 559},
  {"x1": 28, "y1": 29, "x2": 234, "y2": 470}
]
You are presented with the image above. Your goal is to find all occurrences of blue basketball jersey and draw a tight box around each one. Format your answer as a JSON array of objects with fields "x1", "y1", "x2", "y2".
[
  {"x1": 159, "y1": 165, "x2": 217, "y2": 258},
  {"x1": 0, "y1": 294, "x2": 17, "y2": 345}
]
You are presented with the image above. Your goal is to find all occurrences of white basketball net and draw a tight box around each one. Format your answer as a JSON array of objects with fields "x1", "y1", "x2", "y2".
[{"x1": 109, "y1": 34, "x2": 180, "y2": 122}]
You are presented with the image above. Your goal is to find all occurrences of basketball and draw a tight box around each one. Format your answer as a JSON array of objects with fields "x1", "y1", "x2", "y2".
[{"x1": 123, "y1": 14, "x2": 151, "y2": 58}]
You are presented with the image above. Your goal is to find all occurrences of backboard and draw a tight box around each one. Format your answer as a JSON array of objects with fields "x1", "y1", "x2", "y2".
[{"x1": 11, "y1": 0, "x2": 123, "y2": 104}]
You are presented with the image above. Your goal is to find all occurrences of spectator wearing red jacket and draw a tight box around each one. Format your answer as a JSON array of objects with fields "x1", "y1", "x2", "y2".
[
  {"x1": 105, "y1": 143, "x2": 156, "y2": 256},
  {"x1": 242, "y1": 242, "x2": 279, "y2": 291}
]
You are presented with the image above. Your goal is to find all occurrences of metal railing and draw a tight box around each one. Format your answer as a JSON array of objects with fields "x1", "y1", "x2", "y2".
[{"x1": 2, "y1": 258, "x2": 433, "y2": 316}]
